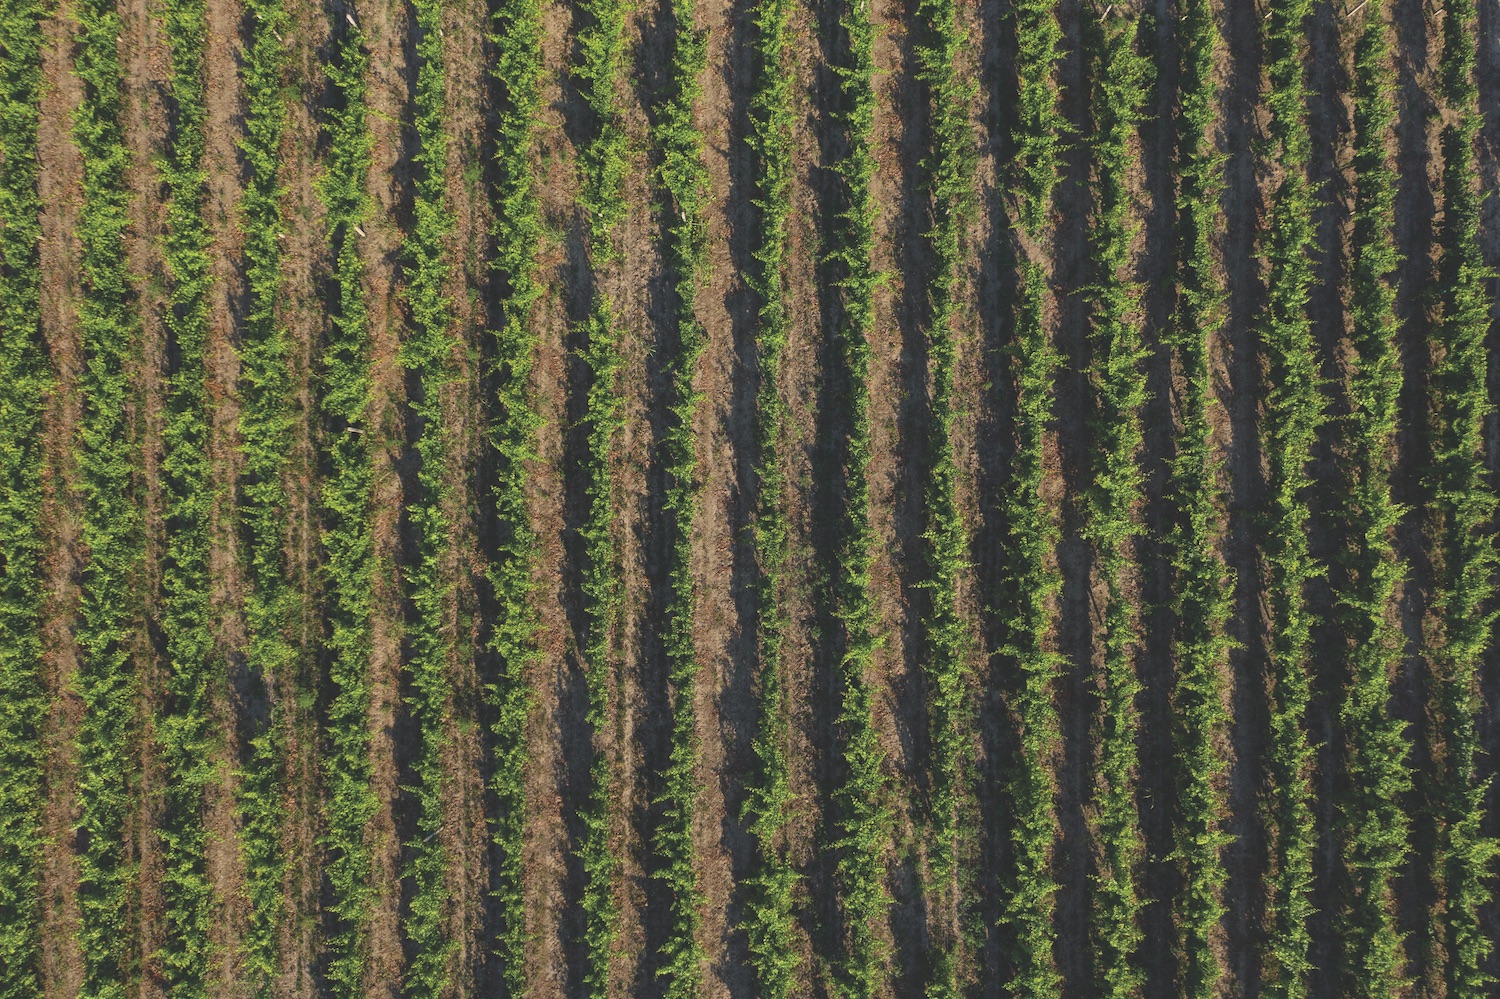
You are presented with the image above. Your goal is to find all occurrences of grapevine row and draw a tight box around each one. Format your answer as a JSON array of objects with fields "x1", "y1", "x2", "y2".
[
  {"x1": 650, "y1": 0, "x2": 710, "y2": 990},
  {"x1": 1429, "y1": 1, "x2": 1499, "y2": 992},
  {"x1": 72, "y1": 0, "x2": 144, "y2": 990},
  {"x1": 912, "y1": 0, "x2": 975, "y2": 985},
  {"x1": 1166, "y1": 0, "x2": 1233, "y2": 993},
  {"x1": 316, "y1": 10, "x2": 380, "y2": 995},
  {"x1": 400, "y1": 0, "x2": 460, "y2": 991},
  {"x1": 157, "y1": 0, "x2": 217, "y2": 985},
  {"x1": 234, "y1": 0, "x2": 295, "y2": 988},
  {"x1": 1000, "y1": 0, "x2": 1064, "y2": 993},
  {"x1": 827, "y1": 0, "x2": 890, "y2": 993},
  {"x1": 574, "y1": 0, "x2": 631, "y2": 985},
  {"x1": 0, "y1": 0, "x2": 49, "y2": 990},
  {"x1": 739, "y1": 0, "x2": 800, "y2": 989},
  {"x1": 484, "y1": 0, "x2": 546, "y2": 985},
  {"x1": 1258, "y1": 0, "x2": 1322, "y2": 991},
  {"x1": 1336, "y1": 6, "x2": 1410, "y2": 993},
  {"x1": 1083, "y1": 12, "x2": 1150, "y2": 997}
]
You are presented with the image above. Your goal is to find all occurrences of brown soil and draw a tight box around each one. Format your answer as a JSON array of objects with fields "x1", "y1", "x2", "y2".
[
  {"x1": 265, "y1": 1, "x2": 336, "y2": 992},
  {"x1": 346, "y1": 0, "x2": 415, "y2": 993},
  {"x1": 36, "y1": 4, "x2": 86, "y2": 994},
  {"x1": 198, "y1": 0, "x2": 254, "y2": 991},
  {"x1": 118, "y1": 0, "x2": 173, "y2": 986}
]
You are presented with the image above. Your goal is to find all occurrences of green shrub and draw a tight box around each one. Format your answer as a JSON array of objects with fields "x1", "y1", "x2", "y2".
[
  {"x1": 484, "y1": 0, "x2": 546, "y2": 988},
  {"x1": 1335, "y1": 7, "x2": 1411, "y2": 994},
  {"x1": 156, "y1": 0, "x2": 219, "y2": 987},
  {"x1": 1258, "y1": 2, "x2": 1324, "y2": 994},
  {"x1": 826, "y1": 1, "x2": 891, "y2": 995},
  {"x1": 316, "y1": 15, "x2": 380, "y2": 997},
  {"x1": 1000, "y1": 262, "x2": 1064, "y2": 999},
  {"x1": 0, "y1": 0, "x2": 51, "y2": 991},
  {"x1": 234, "y1": 0, "x2": 296, "y2": 989},
  {"x1": 739, "y1": 0, "x2": 800, "y2": 991},
  {"x1": 72, "y1": 0, "x2": 146, "y2": 991},
  {"x1": 1429, "y1": 2, "x2": 1500, "y2": 992},
  {"x1": 649, "y1": 0, "x2": 711, "y2": 992},
  {"x1": 398, "y1": 1, "x2": 461, "y2": 992},
  {"x1": 1165, "y1": 2, "x2": 1233, "y2": 995},
  {"x1": 1082, "y1": 13, "x2": 1151, "y2": 997},
  {"x1": 578, "y1": 298, "x2": 626, "y2": 999},
  {"x1": 571, "y1": 0, "x2": 633, "y2": 991},
  {"x1": 997, "y1": 3, "x2": 1065, "y2": 993},
  {"x1": 911, "y1": 0, "x2": 977, "y2": 987}
]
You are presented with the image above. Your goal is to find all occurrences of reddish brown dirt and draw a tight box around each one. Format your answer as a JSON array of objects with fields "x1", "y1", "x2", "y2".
[
  {"x1": 197, "y1": 0, "x2": 254, "y2": 991},
  {"x1": 36, "y1": 4, "x2": 86, "y2": 994},
  {"x1": 118, "y1": 0, "x2": 173, "y2": 986},
  {"x1": 268, "y1": 1, "x2": 336, "y2": 991},
  {"x1": 352, "y1": 0, "x2": 413, "y2": 992},
  {"x1": 433, "y1": 0, "x2": 498, "y2": 987},
  {"x1": 513, "y1": 1, "x2": 587, "y2": 991},
  {"x1": 604, "y1": 6, "x2": 663, "y2": 987},
  {"x1": 864, "y1": 0, "x2": 931, "y2": 987},
  {"x1": 681, "y1": 0, "x2": 758, "y2": 987}
]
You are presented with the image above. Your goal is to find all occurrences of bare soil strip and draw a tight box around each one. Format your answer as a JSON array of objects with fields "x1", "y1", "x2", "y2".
[
  {"x1": 36, "y1": 5, "x2": 86, "y2": 993},
  {"x1": 351, "y1": 0, "x2": 411, "y2": 989}
]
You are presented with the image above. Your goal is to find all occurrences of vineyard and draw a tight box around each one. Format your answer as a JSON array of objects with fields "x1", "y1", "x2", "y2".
[{"x1": 2, "y1": 0, "x2": 1500, "y2": 994}]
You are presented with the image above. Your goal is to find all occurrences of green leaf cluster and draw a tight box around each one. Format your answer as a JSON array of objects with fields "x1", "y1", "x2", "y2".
[
  {"x1": 739, "y1": 0, "x2": 799, "y2": 991},
  {"x1": 578, "y1": 299, "x2": 626, "y2": 999},
  {"x1": 1164, "y1": 1, "x2": 1232, "y2": 995},
  {"x1": 1258, "y1": 2, "x2": 1324, "y2": 993},
  {"x1": 571, "y1": 0, "x2": 632, "y2": 991},
  {"x1": 484, "y1": 0, "x2": 546, "y2": 988},
  {"x1": 1429, "y1": 2, "x2": 1500, "y2": 993},
  {"x1": 999, "y1": 261, "x2": 1063, "y2": 999},
  {"x1": 234, "y1": 0, "x2": 296, "y2": 989},
  {"x1": 71, "y1": 0, "x2": 146, "y2": 991},
  {"x1": 398, "y1": 1, "x2": 461, "y2": 992},
  {"x1": 157, "y1": 0, "x2": 220, "y2": 986},
  {"x1": 1082, "y1": 13, "x2": 1151, "y2": 998},
  {"x1": 826, "y1": 1, "x2": 891, "y2": 995},
  {"x1": 1011, "y1": 0, "x2": 1064, "y2": 238},
  {"x1": 0, "y1": 0, "x2": 50, "y2": 991},
  {"x1": 911, "y1": 0, "x2": 977, "y2": 987},
  {"x1": 649, "y1": 0, "x2": 711, "y2": 992},
  {"x1": 315, "y1": 13, "x2": 380, "y2": 997},
  {"x1": 1334, "y1": 7, "x2": 1411, "y2": 994},
  {"x1": 997, "y1": 2, "x2": 1064, "y2": 993}
]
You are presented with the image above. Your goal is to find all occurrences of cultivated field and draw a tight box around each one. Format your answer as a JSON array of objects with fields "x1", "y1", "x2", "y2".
[{"x1": 0, "y1": 0, "x2": 1496, "y2": 995}]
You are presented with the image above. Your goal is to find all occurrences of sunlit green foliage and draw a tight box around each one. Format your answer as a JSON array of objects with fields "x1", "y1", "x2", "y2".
[
  {"x1": 912, "y1": 0, "x2": 976, "y2": 988},
  {"x1": 0, "y1": 0, "x2": 50, "y2": 991},
  {"x1": 1335, "y1": 7, "x2": 1411, "y2": 994},
  {"x1": 998, "y1": 0, "x2": 1064, "y2": 992},
  {"x1": 739, "y1": 0, "x2": 799, "y2": 991},
  {"x1": 1165, "y1": 1, "x2": 1233, "y2": 994},
  {"x1": 484, "y1": 0, "x2": 546, "y2": 987},
  {"x1": 316, "y1": 12, "x2": 380, "y2": 995},
  {"x1": 1429, "y1": 1, "x2": 1499, "y2": 993},
  {"x1": 72, "y1": 0, "x2": 145, "y2": 991},
  {"x1": 156, "y1": 0, "x2": 218, "y2": 986},
  {"x1": 827, "y1": 1, "x2": 891, "y2": 994},
  {"x1": 399, "y1": 1, "x2": 461, "y2": 992},
  {"x1": 573, "y1": 0, "x2": 632, "y2": 989},
  {"x1": 234, "y1": 0, "x2": 295, "y2": 989},
  {"x1": 1258, "y1": 1, "x2": 1324, "y2": 993},
  {"x1": 650, "y1": 0, "x2": 710, "y2": 991},
  {"x1": 1082, "y1": 13, "x2": 1151, "y2": 997}
]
